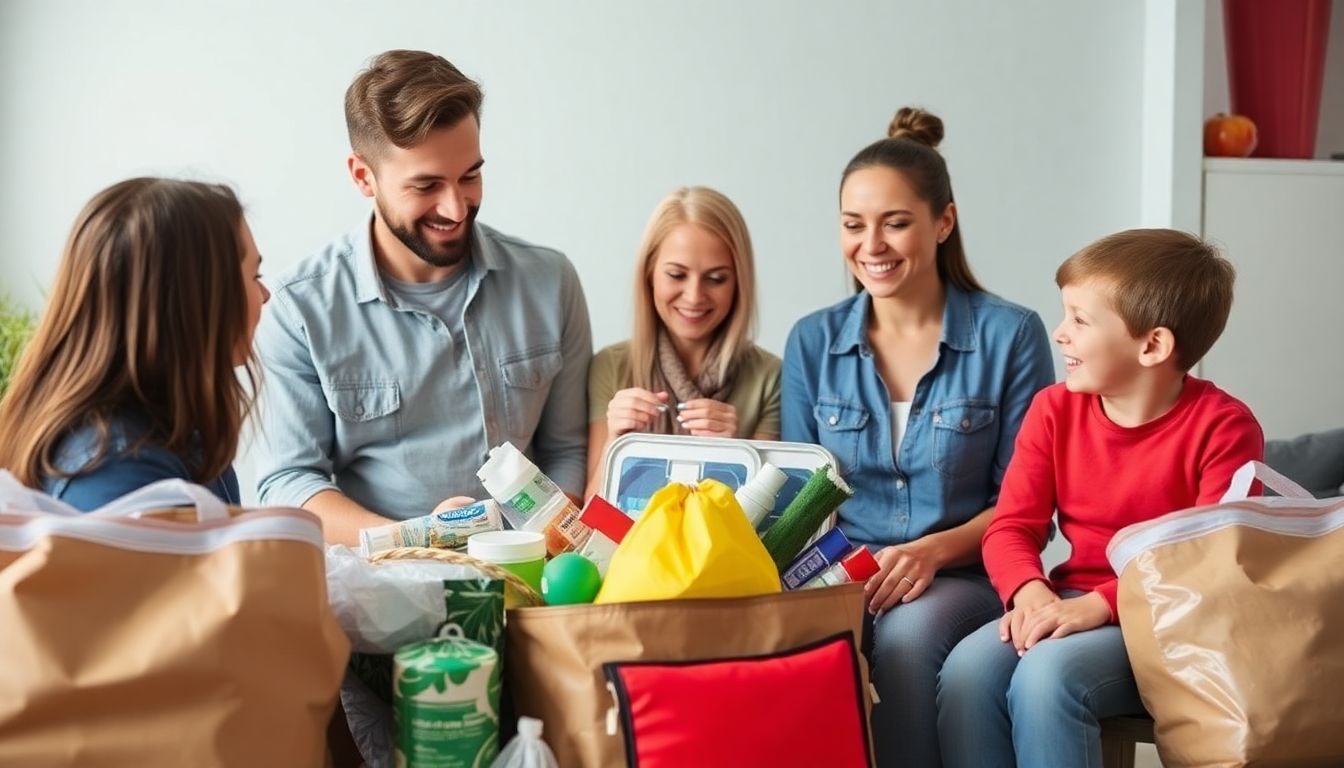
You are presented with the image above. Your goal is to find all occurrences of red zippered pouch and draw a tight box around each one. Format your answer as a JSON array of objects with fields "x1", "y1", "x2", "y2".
[{"x1": 603, "y1": 632, "x2": 873, "y2": 767}]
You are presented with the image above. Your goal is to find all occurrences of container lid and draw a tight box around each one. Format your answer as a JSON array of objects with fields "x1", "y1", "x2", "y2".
[
  {"x1": 518, "y1": 716, "x2": 543, "y2": 739},
  {"x1": 359, "y1": 526, "x2": 397, "y2": 557},
  {"x1": 840, "y1": 547, "x2": 881, "y2": 581},
  {"x1": 468, "y1": 530, "x2": 546, "y2": 563},
  {"x1": 394, "y1": 637, "x2": 497, "y2": 670},
  {"x1": 742, "y1": 463, "x2": 788, "y2": 497}
]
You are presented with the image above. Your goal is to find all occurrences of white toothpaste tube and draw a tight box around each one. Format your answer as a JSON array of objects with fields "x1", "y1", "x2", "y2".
[{"x1": 360, "y1": 499, "x2": 503, "y2": 556}]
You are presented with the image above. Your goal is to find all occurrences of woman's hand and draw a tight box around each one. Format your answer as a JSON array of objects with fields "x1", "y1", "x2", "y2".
[
  {"x1": 864, "y1": 538, "x2": 943, "y2": 614},
  {"x1": 606, "y1": 388, "x2": 668, "y2": 439},
  {"x1": 676, "y1": 398, "x2": 738, "y2": 438}
]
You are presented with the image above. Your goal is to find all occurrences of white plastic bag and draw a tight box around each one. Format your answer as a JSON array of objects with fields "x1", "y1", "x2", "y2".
[
  {"x1": 324, "y1": 545, "x2": 489, "y2": 653},
  {"x1": 492, "y1": 717, "x2": 558, "y2": 768}
]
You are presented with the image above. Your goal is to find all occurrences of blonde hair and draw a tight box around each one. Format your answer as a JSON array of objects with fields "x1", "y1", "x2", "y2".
[
  {"x1": 345, "y1": 49, "x2": 483, "y2": 162},
  {"x1": 0, "y1": 178, "x2": 256, "y2": 486},
  {"x1": 629, "y1": 187, "x2": 758, "y2": 390},
  {"x1": 1056, "y1": 228, "x2": 1236, "y2": 371},
  {"x1": 843, "y1": 106, "x2": 985, "y2": 294}
]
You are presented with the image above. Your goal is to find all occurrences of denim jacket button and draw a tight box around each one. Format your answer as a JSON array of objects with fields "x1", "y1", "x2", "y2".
[
  {"x1": 932, "y1": 413, "x2": 942, "y2": 424},
  {"x1": 828, "y1": 415, "x2": 838, "y2": 426},
  {"x1": 961, "y1": 418, "x2": 971, "y2": 429},
  {"x1": 354, "y1": 404, "x2": 366, "y2": 416},
  {"x1": 895, "y1": 478, "x2": 906, "y2": 490}
]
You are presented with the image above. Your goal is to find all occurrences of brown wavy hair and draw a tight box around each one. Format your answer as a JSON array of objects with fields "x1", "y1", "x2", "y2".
[
  {"x1": 842, "y1": 106, "x2": 984, "y2": 294},
  {"x1": 1057, "y1": 229, "x2": 1236, "y2": 371},
  {"x1": 345, "y1": 49, "x2": 484, "y2": 162},
  {"x1": 0, "y1": 178, "x2": 256, "y2": 486}
]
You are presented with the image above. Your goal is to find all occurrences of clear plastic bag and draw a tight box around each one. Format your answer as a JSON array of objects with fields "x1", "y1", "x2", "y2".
[
  {"x1": 324, "y1": 544, "x2": 489, "y2": 653},
  {"x1": 491, "y1": 717, "x2": 558, "y2": 768}
]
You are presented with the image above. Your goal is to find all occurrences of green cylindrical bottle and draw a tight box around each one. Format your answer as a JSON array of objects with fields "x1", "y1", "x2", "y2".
[{"x1": 393, "y1": 636, "x2": 500, "y2": 767}]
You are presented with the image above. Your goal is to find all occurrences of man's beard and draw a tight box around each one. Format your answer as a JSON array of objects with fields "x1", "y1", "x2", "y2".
[{"x1": 378, "y1": 198, "x2": 479, "y2": 269}]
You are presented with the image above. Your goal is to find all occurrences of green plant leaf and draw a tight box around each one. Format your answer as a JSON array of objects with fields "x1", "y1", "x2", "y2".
[{"x1": 0, "y1": 294, "x2": 36, "y2": 398}]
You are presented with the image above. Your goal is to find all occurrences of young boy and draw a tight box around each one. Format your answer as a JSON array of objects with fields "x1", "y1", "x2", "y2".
[{"x1": 935, "y1": 229, "x2": 1263, "y2": 767}]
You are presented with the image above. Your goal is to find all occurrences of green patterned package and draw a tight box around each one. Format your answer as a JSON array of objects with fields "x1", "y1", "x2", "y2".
[
  {"x1": 437, "y1": 578, "x2": 505, "y2": 656},
  {"x1": 350, "y1": 578, "x2": 504, "y2": 706},
  {"x1": 394, "y1": 636, "x2": 500, "y2": 768}
]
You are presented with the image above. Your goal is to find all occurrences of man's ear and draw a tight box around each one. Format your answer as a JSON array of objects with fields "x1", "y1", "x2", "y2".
[
  {"x1": 347, "y1": 152, "x2": 377, "y2": 199},
  {"x1": 1137, "y1": 326, "x2": 1176, "y2": 369}
]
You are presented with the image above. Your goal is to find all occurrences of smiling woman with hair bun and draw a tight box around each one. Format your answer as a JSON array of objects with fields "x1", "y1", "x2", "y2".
[{"x1": 780, "y1": 107, "x2": 1055, "y2": 766}]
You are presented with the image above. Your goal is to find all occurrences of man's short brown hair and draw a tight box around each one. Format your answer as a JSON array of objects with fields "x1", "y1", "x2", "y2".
[
  {"x1": 1056, "y1": 229, "x2": 1236, "y2": 371},
  {"x1": 344, "y1": 50, "x2": 483, "y2": 161}
]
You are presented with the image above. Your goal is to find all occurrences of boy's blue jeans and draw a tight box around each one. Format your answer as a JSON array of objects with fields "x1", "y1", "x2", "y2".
[{"x1": 936, "y1": 593, "x2": 1146, "y2": 768}]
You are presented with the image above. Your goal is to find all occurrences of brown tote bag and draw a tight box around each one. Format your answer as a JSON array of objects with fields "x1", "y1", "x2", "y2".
[
  {"x1": 0, "y1": 475, "x2": 350, "y2": 767},
  {"x1": 1109, "y1": 461, "x2": 1344, "y2": 768},
  {"x1": 505, "y1": 581, "x2": 872, "y2": 767}
]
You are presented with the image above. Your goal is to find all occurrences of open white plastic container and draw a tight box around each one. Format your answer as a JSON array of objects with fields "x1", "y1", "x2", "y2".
[{"x1": 598, "y1": 434, "x2": 839, "y2": 539}]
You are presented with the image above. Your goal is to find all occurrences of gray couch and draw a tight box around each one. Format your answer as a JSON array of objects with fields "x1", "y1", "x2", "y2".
[{"x1": 1264, "y1": 427, "x2": 1344, "y2": 497}]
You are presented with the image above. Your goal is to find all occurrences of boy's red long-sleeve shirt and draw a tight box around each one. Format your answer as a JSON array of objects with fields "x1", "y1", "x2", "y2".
[{"x1": 982, "y1": 377, "x2": 1263, "y2": 621}]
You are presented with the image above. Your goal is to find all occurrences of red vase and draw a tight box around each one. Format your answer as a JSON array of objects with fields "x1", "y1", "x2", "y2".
[{"x1": 1223, "y1": 0, "x2": 1333, "y2": 159}]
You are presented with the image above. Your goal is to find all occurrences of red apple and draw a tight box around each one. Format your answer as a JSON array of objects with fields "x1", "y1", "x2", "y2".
[{"x1": 1204, "y1": 113, "x2": 1258, "y2": 157}]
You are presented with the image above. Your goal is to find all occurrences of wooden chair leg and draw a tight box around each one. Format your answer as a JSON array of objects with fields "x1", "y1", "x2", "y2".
[
  {"x1": 1100, "y1": 734, "x2": 1136, "y2": 768},
  {"x1": 1099, "y1": 714, "x2": 1153, "y2": 768}
]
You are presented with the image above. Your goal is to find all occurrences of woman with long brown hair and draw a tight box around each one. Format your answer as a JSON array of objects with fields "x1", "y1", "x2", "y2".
[
  {"x1": 0, "y1": 177, "x2": 269, "y2": 509},
  {"x1": 781, "y1": 108, "x2": 1055, "y2": 766}
]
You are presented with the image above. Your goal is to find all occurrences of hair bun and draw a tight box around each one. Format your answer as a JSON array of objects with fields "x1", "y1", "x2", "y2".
[{"x1": 887, "y1": 107, "x2": 944, "y2": 149}]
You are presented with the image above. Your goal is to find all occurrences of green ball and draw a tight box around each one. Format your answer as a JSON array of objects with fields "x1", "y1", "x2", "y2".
[{"x1": 541, "y1": 553, "x2": 602, "y2": 605}]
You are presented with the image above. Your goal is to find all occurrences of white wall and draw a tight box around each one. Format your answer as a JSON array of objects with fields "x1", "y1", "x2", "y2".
[
  {"x1": 1139, "y1": 0, "x2": 1205, "y2": 231},
  {"x1": 1, "y1": 0, "x2": 1153, "y2": 527},
  {"x1": 0, "y1": 0, "x2": 1144, "y2": 358}
]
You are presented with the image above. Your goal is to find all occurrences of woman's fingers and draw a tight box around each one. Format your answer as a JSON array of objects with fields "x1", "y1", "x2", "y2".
[{"x1": 677, "y1": 400, "x2": 737, "y2": 436}]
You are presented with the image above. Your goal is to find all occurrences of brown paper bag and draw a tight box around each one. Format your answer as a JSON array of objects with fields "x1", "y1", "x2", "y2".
[
  {"x1": 0, "y1": 476, "x2": 350, "y2": 767},
  {"x1": 1109, "y1": 461, "x2": 1344, "y2": 768},
  {"x1": 505, "y1": 581, "x2": 871, "y2": 767}
]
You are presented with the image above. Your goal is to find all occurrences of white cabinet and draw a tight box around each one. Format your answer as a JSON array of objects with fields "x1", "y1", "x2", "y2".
[{"x1": 1200, "y1": 158, "x2": 1344, "y2": 438}]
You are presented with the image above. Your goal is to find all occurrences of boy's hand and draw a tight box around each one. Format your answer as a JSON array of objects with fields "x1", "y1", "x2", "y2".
[
  {"x1": 865, "y1": 539, "x2": 941, "y2": 614},
  {"x1": 999, "y1": 580, "x2": 1060, "y2": 653},
  {"x1": 1005, "y1": 587, "x2": 1111, "y2": 654}
]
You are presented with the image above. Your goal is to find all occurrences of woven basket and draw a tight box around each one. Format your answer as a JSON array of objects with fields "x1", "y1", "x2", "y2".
[{"x1": 366, "y1": 546, "x2": 543, "y2": 606}]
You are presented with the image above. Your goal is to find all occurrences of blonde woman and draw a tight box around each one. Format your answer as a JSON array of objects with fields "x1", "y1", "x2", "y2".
[
  {"x1": 585, "y1": 187, "x2": 780, "y2": 498},
  {"x1": 0, "y1": 178, "x2": 269, "y2": 510}
]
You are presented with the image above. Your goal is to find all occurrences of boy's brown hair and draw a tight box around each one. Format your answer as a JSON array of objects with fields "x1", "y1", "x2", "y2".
[
  {"x1": 1055, "y1": 228, "x2": 1235, "y2": 371},
  {"x1": 344, "y1": 49, "x2": 483, "y2": 162}
]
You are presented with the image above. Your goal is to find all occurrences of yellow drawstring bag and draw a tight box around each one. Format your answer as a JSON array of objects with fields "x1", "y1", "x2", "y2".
[{"x1": 594, "y1": 479, "x2": 781, "y2": 603}]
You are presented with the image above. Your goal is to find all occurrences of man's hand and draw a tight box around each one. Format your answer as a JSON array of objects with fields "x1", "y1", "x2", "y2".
[{"x1": 433, "y1": 496, "x2": 476, "y2": 514}]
